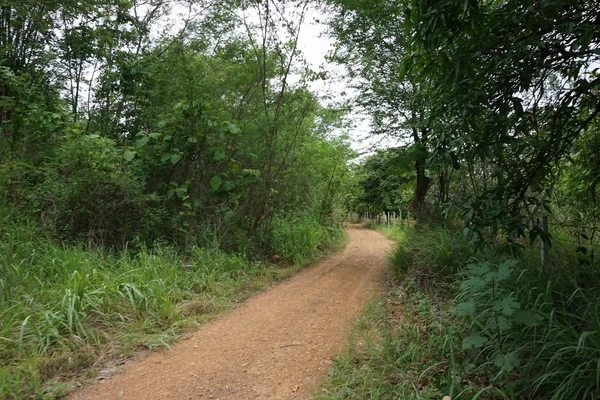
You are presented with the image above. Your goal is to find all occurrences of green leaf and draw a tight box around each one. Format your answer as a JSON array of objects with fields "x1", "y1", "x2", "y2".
[
  {"x1": 188, "y1": 137, "x2": 198, "y2": 143},
  {"x1": 149, "y1": 132, "x2": 162, "y2": 139},
  {"x1": 136, "y1": 136, "x2": 149, "y2": 148},
  {"x1": 512, "y1": 310, "x2": 542, "y2": 326},
  {"x1": 230, "y1": 162, "x2": 241, "y2": 175},
  {"x1": 460, "y1": 277, "x2": 487, "y2": 293},
  {"x1": 488, "y1": 315, "x2": 512, "y2": 332},
  {"x1": 170, "y1": 154, "x2": 182, "y2": 165},
  {"x1": 494, "y1": 352, "x2": 520, "y2": 372},
  {"x1": 492, "y1": 297, "x2": 521, "y2": 316},
  {"x1": 451, "y1": 301, "x2": 476, "y2": 316},
  {"x1": 123, "y1": 150, "x2": 136, "y2": 161},
  {"x1": 466, "y1": 262, "x2": 491, "y2": 276},
  {"x1": 496, "y1": 259, "x2": 517, "y2": 282},
  {"x1": 210, "y1": 175, "x2": 222, "y2": 190},
  {"x1": 214, "y1": 151, "x2": 227, "y2": 161},
  {"x1": 161, "y1": 153, "x2": 172, "y2": 163},
  {"x1": 462, "y1": 331, "x2": 488, "y2": 350},
  {"x1": 228, "y1": 123, "x2": 241, "y2": 134},
  {"x1": 222, "y1": 181, "x2": 235, "y2": 192}
]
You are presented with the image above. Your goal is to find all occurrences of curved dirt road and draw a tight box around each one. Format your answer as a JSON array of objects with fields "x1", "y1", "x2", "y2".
[{"x1": 71, "y1": 225, "x2": 392, "y2": 400}]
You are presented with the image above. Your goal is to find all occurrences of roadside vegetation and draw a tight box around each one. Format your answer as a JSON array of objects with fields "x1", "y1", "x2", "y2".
[
  {"x1": 322, "y1": 0, "x2": 600, "y2": 398},
  {"x1": 0, "y1": 1, "x2": 351, "y2": 398},
  {"x1": 318, "y1": 222, "x2": 600, "y2": 399},
  {"x1": 2, "y1": 0, "x2": 600, "y2": 399},
  {"x1": 0, "y1": 202, "x2": 347, "y2": 398}
]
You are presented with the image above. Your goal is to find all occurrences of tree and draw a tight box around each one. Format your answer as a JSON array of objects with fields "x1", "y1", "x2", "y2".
[
  {"x1": 346, "y1": 148, "x2": 415, "y2": 218},
  {"x1": 329, "y1": 0, "x2": 600, "y2": 242},
  {"x1": 328, "y1": 0, "x2": 433, "y2": 218}
]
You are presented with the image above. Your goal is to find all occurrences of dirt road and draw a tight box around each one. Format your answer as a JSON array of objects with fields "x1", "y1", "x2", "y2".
[{"x1": 70, "y1": 225, "x2": 392, "y2": 400}]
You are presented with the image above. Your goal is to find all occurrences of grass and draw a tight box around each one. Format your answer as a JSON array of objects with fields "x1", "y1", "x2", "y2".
[
  {"x1": 314, "y1": 279, "x2": 459, "y2": 400},
  {"x1": 318, "y1": 221, "x2": 600, "y2": 400},
  {"x1": 0, "y1": 207, "x2": 346, "y2": 399},
  {"x1": 271, "y1": 216, "x2": 346, "y2": 265}
]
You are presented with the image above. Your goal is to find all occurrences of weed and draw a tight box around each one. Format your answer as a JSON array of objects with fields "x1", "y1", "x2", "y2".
[
  {"x1": 0, "y1": 205, "x2": 341, "y2": 398},
  {"x1": 319, "y1": 223, "x2": 600, "y2": 400}
]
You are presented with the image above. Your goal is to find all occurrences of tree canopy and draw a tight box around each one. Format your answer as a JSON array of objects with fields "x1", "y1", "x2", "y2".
[{"x1": 330, "y1": 0, "x2": 600, "y2": 245}]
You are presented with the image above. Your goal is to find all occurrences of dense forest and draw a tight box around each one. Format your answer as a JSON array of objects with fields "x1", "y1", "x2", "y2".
[{"x1": 2, "y1": 0, "x2": 600, "y2": 398}]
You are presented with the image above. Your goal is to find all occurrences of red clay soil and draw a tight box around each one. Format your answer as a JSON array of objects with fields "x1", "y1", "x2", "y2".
[{"x1": 70, "y1": 224, "x2": 392, "y2": 400}]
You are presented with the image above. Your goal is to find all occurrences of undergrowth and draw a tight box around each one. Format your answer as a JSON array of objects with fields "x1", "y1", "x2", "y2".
[
  {"x1": 270, "y1": 216, "x2": 346, "y2": 265},
  {"x1": 0, "y1": 206, "x2": 345, "y2": 399},
  {"x1": 318, "y1": 222, "x2": 600, "y2": 400},
  {"x1": 314, "y1": 281, "x2": 458, "y2": 400}
]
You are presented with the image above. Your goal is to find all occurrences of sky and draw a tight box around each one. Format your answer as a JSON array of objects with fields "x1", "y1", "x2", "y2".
[{"x1": 294, "y1": 7, "x2": 398, "y2": 156}]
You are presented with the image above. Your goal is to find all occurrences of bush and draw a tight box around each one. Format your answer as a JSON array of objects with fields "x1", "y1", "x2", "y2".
[
  {"x1": 385, "y1": 224, "x2": 480, "y2": 288},
  {"x1": 0, "y1": 204, "x2": 269, "y2": 398},
  {"x1": 455, "y1": 258, "x2": 600, "y2": 399},
  {"x1": 350, "y1": 224, "x2": 600, "y2": 399},
  {"x1": 270, "y1": 215, "x2": 341, "y2": 265},
  {"x1": 20, "y1": 134, "x2": 162, "y2": 246}
]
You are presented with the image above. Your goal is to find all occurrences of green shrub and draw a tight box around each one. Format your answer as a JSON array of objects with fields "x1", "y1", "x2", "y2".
[
  {"x1": 383, "y1": 224, "x2": 481, "y2": 287},
  {"x1": 454, "y1": 258, "x2": 600, "y2": 399},
  {"x1": 324, "y1": 224, "x2": 600, "y2": 399},
  {"x1": 19, "y1": 134, "x2": 162, "y2": 246},
  {"x1": 315, "y1": 278, "x2": 458, "y2": 400},
  {"x1": 270, "y1": 215, "x2": 342, "y2": 265},
  {"x1": 0, "y1": 204, "x2": 268, "y2": 398}
]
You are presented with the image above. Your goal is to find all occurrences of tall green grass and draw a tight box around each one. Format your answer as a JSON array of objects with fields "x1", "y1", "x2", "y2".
[
  {"x1": 319, "y1": 223, "x2": 600, "y2": 399},
  {"x1": 270, "y1": 216, "x2": 345, "y2": 265},
  {"x1": 315, "y1": 277, "x2": 460, "y2": 400},
  {"x1": 0, "y1": 206, "x2": 342, "y2": 398}
]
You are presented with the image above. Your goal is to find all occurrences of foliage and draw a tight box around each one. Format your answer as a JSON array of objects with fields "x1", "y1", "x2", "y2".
[
  {"x1": 330, "y1": 0, "x2": 600, "y2": 241},
  {"x1": 454, "y1": 258, "x2": 600, "y2": 399},
  {"x1": 332, "y1": 5, "x2": 600, "y2": 395},
  {"x1": 270, "y1": 215, "x2": 344, "y2": 265},
  {"x1": 322, "y1": 223, "x2": 600, "y2": 399},
  {"x1": 29, "y1": 134, "x2": 158, "y2": 245},
  {"x1": 346, "y1": 148, "x2": 415, "y2": 216},
  {"x1": 0, "y1": 201, "x2": 343, "y2": 398},
  {"x1": 315, "y1": 278, "x2": 459, "y2": 400},
  {"x1": 0, "y1": 0, "x2": 353, "y2": 396},
  {"x1": 0, "y1": 0, "x2": 352, "y2": 250}
]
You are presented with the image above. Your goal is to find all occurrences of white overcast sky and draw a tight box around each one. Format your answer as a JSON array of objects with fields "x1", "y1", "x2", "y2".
[{"x1": 295, "y1": 7, "x2": 398, "y2": 156}]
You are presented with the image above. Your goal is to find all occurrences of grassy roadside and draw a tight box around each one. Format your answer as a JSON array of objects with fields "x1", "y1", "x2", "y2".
[
  {"x1": 314, "y1": 280, "x2": 457, "y2": 400},
  {"x1": 316, "y1": 223, "x2": 600, "y2": 400},
  {"x1": 0, "y1": 207, "x2": 348, "y2": 399}
]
